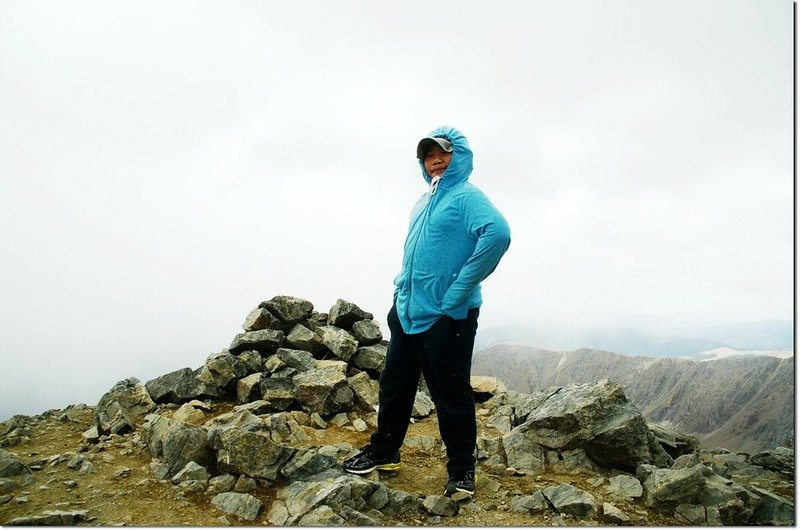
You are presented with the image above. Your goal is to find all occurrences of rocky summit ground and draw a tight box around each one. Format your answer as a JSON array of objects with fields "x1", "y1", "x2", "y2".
[
  {"x1": 0, "y1": 399, "x2": 793, "y2": 527},
  {"x1": 0, "y1": 296, "x2": 794, "y2": 526}
]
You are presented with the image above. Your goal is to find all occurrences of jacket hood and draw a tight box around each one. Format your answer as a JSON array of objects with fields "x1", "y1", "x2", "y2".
[{"x1": 418, "y1": 126, "x2": 473, "y2": 188}]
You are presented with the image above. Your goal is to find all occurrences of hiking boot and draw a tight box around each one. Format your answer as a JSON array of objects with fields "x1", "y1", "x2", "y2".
[
  {"x1": 343, "y1": 445, "x2": 401, "y2": 474},
  {"x1": 444, "y1": 470, "x2": 475, "y2": 497}
]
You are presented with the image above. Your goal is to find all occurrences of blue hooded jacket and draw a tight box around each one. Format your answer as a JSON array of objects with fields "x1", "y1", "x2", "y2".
[{"x1": 394, "y1": 126, "x2": 511, "y2": 334}]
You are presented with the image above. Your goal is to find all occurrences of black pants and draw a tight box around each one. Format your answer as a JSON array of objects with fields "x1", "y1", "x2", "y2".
[{"x1": 370, "y1": 304, "x2": 480, "y2": 477}]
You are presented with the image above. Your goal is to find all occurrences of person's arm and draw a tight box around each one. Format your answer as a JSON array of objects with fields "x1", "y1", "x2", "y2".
[{"x1": 440, "y1": 192, "x2": 511, "y2": 317}]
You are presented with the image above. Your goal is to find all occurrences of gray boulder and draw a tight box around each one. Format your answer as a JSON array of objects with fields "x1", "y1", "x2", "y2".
[
  {"x1": 145, "y1": 367, "x2": 222, "y2": 404},
  {"x1": 641, "y1": 466, "x2": 705, "y2": 510},
  {"x1": 261, "y1": 378, "x2": 296, "y2": 411},
  {"x1": 229, "y1": 329, "x2": 285, "y2": 355},
  {"x1": 6, "y1": 510, "x2": 88, "y2": 526},
  {"x1": 212, "y1": 428, "x2": 296, "y2": 481},
  {"x1": 339, "y1": 505, "x2": 381, "y2": 526},
  {"x1": 327, "y1": 299, "x2": 373, "y2": 328},
  {"x1": 0, "y1": 477, "x2": 19, "y2": 493},
  {"x1": 560, "y1": 448, "x2": 598, "y2": 473},
  {"x1": 348, "y1": 372, "x2": 379, "y2": 409},
  {"x1": 470, "y1": 376, "x2": 507, "y2": 400},
  {"x1": 510, "y1": 491, "x2": 548, "y2": 512},
  {"x1": 276, "y1": 348, "x2": 317, "y2": 372},
  {"x1": 510, "y1": 379, "x2": 663, "y2": 470},
  {"x1": 243, "y1": 306, "x2": 285, "y2": 331},
  {"x1": 0, "y1": 416, "x2": 34, "y2": 447},
  {"x1": 142, "y1": 413, "x2": 213, "y2": 476},
  {"x1": 236, "y1": 373, "x2": 264, "y2": 403},
  {"x1": 198, "y1": 352, "x2": 247, "y2": 390},
  {"x1": 262, "y1": 412, "x2": 311, "y2": 445},
  {"x1": 172, "y1": 461, "x2": 210, "y2": 484},
  {"x1": 207, "y1": 474, "x2": 237, "y2": 494},
  {"x1": 700, "y1": 472, "x2": 762, "y2": 525},
  {"x1": 671, "y1": 453, "x2": 700, "y2": 469},
  {"x1": 487, "y1": 404, "x2": 515, "y2": 433},
  {"x1": 352, "y1": 344, "x2": 387, "y2": 372},
  {"x1": 351, "y1": 319, "x2": 383, "y2": 345},
  {"x1": 204, "y1": 409, "x2": 264, "y2": 445},
  {"x1": 172, "y1": 403, "x2": 205, "y2": 424},
  {"x1": 95, "y1": 377, "x2": 157, "y2": 434},
  {"x1": 236, "y1": 351, "x2": 263, "y2": 374},
  {"x1": 298, "y1": 505, "x2": 347, "y2": 526},
  {"x1": 261, "y1": 295, "x2": 314, "y2": 326},
  {"x1": 749, "y1": 446, "x2": 793, "y2": 474},
  {"x1": 674, "y1": 503, "x2": 707, "y2": 525},
  {"x1": 0, "y1": 449, "x2": 30, "y2": 478},
  {"x1": 542, "y1": 483, "x2": 597, "y2": 517},
  {"x1": 286, "y1": 324, "x2": 325, "y2": 353},
  {"x1": 293, "y1": 365, "x2": 354, "y2": 416},
  {"x1": 211, "y1": 492, "x2": 263, "y2": 521},
  {"x1": 502, "y1": 429, "x2": 545, "y2": 474},
  {"x1": 606, "y1": 474, "x2": 643, "y2": 499},
  {"x1": 601, "y1": 502, "x2": 630, "y2": 524},
  {"x1": 746, "y1": 485, "x2": 795, "y2": 525},
  {"x1": 317, "y1": 326, "x2": 359, "y2": 362},
  {"x1": 423, "y1": 495, "x2": 459, "y2": 517},
  {"x1": 412, "y1": 391, "x2": 435, "y2": 418},
  {"x1": 647, "y1": 422, "x2": 699, "y2": 459},
  {"x1": 281, "y1": 448, "x2": 339, "y2": 481},
  {"x1": 234, "y1": 400, "x2": 275, "y2": 415},
  {"x1": 272, "y1": 474, "x2": 401, "y2": 525}
]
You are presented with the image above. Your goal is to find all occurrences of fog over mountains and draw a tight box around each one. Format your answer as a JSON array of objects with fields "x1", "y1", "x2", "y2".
[{"x1": 474, "y1": 319, "x2": 793, "y2": 359}]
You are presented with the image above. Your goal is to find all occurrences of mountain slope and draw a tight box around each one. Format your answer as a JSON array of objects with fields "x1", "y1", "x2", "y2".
[{"x1": 472, "y1": 345, "x2": 794, "y2": 452}]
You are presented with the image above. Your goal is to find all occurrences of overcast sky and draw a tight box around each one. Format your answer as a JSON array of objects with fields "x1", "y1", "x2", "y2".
[{"x1": 0, "y1": 0, "x2": 793, "y2": 420}]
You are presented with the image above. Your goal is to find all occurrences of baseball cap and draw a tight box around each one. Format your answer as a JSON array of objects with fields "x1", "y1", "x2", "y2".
[{"x1": 416, "y1": 137, "x2": 453, "y2": 160}]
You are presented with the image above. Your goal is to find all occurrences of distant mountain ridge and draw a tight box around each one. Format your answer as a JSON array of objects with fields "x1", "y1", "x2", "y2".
[
  {"x1": 474, "y1": 319, "x2": 793, "y2": 358},
  {"x1": 472, "y1": 344, "x2": 794, "y2": 453}
]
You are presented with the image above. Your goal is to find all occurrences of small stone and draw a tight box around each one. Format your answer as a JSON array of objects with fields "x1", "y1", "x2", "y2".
[
  {"x1": 602, "y1": 502, "x2": 630, "y2": 524},
  {"x1": 607, "y1": 474, "x2": 643, "y2": 499},
  {"x1": 207, "y1": 474, "x2": 237, "y2": 494},
  {"x1": 463, "y1": 501, "x2": 482, "y2": 513},
  {"x1": 149, "y1": 460, "x2": 170, "y2": 480},
  {"x1": 172, "y1": 461, "x2": 210, "y2": 484},
  {"x1": 113, "y1": 467, "x2": 131, "y2": 478},
  {"x1": 172, "y1": 403, "x2": 205, "y2": 424},
  {"x1": 0, "y1": 478, "x2": 19, "y2": 494},
  {"x1": 310, "y1": 413, "x2": 327, "y2": 429},
  {"x1": 352, "y1": 418, "x2": 368, "y2": 432},
  {"x1": 330, "y1": 413, "x2": 350, "y2": 427},
  {"x1": 482, "y1": 478, "x2": 502, "y2": 493},
  {"x1": 267, "y1": 500, "x2": 290, "y2": 525},
  {"x1": 423, "y1": 495, "x2": 459, "y2": 517},
  {"x1": 451, "y1": 491, "x2": 472, "y2": 502},
  {"x1": 234, "y1": 475, "x2": 257, "y2": 493},
  {"x1": 210, "y1": 492, "x2": 263, "y2": 521},
  {"x1": 63, "y1": 480, "x2": 78, "y2": 490},
  {"x1": 81, "y1": 426, "x2": 100, "y2": 443}
]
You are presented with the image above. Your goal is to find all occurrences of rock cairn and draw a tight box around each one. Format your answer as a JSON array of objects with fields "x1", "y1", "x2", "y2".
[{"x1": 2, "y1": 295, "x2": 791, "y2": 526}]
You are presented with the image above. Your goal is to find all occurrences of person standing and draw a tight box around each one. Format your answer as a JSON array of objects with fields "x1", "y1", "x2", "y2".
[{"x1": 343, "y1": 126, "x2": 511, "y2": 497}]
